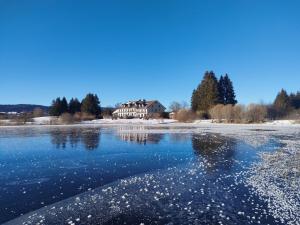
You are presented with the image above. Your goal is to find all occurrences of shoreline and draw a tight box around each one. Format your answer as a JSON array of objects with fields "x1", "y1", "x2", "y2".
[
  {"x1": 0, "y1": 121, "x2": 300, "y2": 128},
  {"x1": 0, "y1": 121, "x2": 299, "y2": 139}
]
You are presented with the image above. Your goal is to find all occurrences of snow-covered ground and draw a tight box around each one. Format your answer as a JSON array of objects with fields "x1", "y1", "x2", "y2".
[
  {"x1": 82, "y1": 118, "x2": 177, "y2": 125},
  {"x1": 265, "y1": 119, "x2": 299, "y2": 125},
  {"x1": 32, "y1": 116, "x2": 54, "y2": 125},
  {"x1": 0, "y1": 116, "x2": 299, "y2": 127}
]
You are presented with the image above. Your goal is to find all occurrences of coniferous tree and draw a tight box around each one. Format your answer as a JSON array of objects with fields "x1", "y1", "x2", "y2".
[
  {"x1": 81, "y1": 93, "x2": 101, "y2": 116},
  {"x1": 49, "y1": 98, "x2": 62, "y2": 116},
  {"x1": 49, "y1": 97, "x2": 69, "y2": 116},
  {"x1": 218, "y1": 75, "x2": 225, "y2": 104},
  {"x1": 223, "y1": 74, "x2": 237, "y2": 105},
  {"x1": 273, "y1": 89, "x2": 291, "y2": 117},
  {"x1": 191, "y1": 71, "x2": 220, "y2": 112},
  {"x1": 61, "y1": 97, "x2": 68, "y2": 114},
  {"x1": 290, "y1": 92, "x2": 300, "y2": 109},
  {"x1": 191, "y1": 89, "x2": 199, "y2": 112},
  {"x1": 68, "y1": 98, "x2": 81, "y2": 114}
]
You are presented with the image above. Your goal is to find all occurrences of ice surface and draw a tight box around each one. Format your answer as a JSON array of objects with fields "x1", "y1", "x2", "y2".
[{"x1": 1, "y1": 123, "x2": 299, "y2": 225}]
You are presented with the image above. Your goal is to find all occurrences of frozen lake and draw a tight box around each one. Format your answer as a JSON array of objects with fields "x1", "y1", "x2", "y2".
[{"x1": 0, "y1": 125, "x2": 299, "y2": 225}]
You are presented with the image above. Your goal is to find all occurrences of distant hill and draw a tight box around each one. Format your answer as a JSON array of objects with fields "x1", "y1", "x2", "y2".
[{"x1": 0, "y1": 104, "x2": 49, "y2": 113}]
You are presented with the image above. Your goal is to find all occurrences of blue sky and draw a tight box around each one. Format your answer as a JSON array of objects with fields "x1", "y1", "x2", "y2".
[{"x1": 0, "y1": 0, "x2": 300, "y2": 107}]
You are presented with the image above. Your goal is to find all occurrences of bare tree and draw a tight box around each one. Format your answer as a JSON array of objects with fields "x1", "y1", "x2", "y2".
[
  {"x1": 246, "y1": 104, "x2": 267, "y2": 123},
  {"x1": 115, "y1": 103, "x2": 122, "y2": 108},
  {"x1": 233, "y1": 104, "x2": 245, "y2": 123},
  {"x1": 210, "y1": 104, "x2": 246, "y2": 123},
  {"x1": 209, "y1": 104, "x2": 224, "y2": 122},
  {"x1": 33, "y1": 107, "x2": 44, "y2": 117},
  {"x1": 223, "y1": 104, "x2": 234, "y2": 123},
  {"x1": 59, "y1": 113, "x2": 74, "y2": 124},
  {"x1": 169, "y1": 101, "x2": 188, "y2": 112},
  {"x1": 175, "y1": 109, "x2": 196, "y2": 122},
  {"x1": 180, "y1": 101, "x2": 189, "y2": 109}
]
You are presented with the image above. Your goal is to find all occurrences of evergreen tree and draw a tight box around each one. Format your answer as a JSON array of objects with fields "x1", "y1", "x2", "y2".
[
  {"x1": 49, "y1": 98, "x2": 62, "y2": 116},
  {"x1": 218, "y1": 75, "x2": 225, "y2": 104},
  {"x1": 273, "y1": 89, "x2": 291, "y2": 116},
  {"x1": 223, "y1": 74, "x2": 237, "y2": 105},
  {"x1": 191, "y1": 89, "x2": 199, "y2": 112},
  {"x1": 81, "y1": 93, "x2": 101, "y2": 116},
  {"x1": 290, "y1": 92, "x2": 300, "y2": 109},
  {"x1": 68, "y1": 98, "x2": 81, "y2": 114},
  {"x1": 49, "y1": 97, "x2": 68, "y2": 116},
  {"x1": 191, "y1": 71, "x2": 220, "y2": 112},
  {"x1": 61, "y1": 97, "x2": 68, "y2": 114}
]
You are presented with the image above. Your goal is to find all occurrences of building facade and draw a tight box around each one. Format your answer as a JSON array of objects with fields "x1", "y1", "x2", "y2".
[{"x1": 113, "y1": 100, "x2": 166, "y2": 119}]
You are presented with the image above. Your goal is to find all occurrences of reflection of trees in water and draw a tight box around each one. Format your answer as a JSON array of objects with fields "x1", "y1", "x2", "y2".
[
  {"x1": 147, "y1": 133, "x2": 164, "y2": 144},
  {"x1": 50, "y1": 130, "x2": 68, "y2": 149},
  {"x1": 116, "y1": 126, "x2": 164, "y2": 145},
  {"x1": 50, "y1": 128, "x2": 101, "y2": 150},
  {"x1": 169, "y1": 133, "x2": 191, "y2": 143},
  {"x1": 192, "y1": 134, "x2": 236, "y2": 171},
  {"x1": 69, "y1": 128, "x2": 81, "y2": 148},
  {"x1": 81, "y1": 130, "x2": 100, "y2": 150}
]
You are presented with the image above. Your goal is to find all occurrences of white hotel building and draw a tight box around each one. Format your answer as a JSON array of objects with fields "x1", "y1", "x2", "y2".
[{"x1": 113, "y1": 100, "x2": 166, "y2": 119}]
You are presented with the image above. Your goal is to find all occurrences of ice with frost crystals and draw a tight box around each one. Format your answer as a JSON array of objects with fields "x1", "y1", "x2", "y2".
[
  {"x1": 246, "y1": 139, "x2": 300, "y2": 225},
  {"x1": 2, "y1": 160, "x2": 238, "y2": 224},
  {"x1": 3, "y1": 125, "x2": 300, "y2": 225}
]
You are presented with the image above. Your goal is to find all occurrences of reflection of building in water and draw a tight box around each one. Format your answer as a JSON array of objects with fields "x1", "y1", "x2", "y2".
[
  {"x1": 191, "y1": 134, "x2": 236, "y2": 171},
  {"x1": 50, "y1": 128, "x2": 101, "y2": 150},
  {"x1": 116, "y1": 126, "x2": 164, "y2": 145},
  {"x1": 119, "y1": 132, "x2": 149, "y2": 145}
]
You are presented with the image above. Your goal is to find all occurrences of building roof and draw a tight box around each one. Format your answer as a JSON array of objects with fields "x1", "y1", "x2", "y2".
[
  {"x1": 121, "y1": 100, "x2": 158, "y2": 109},
  {"x1": 113, "y1": 100, "x2": 165, "y2": 114}
]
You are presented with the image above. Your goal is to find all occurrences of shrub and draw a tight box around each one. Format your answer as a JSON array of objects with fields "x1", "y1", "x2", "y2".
[
  {"x1": 10, "y1": 113, "x2": 33, "y2": 125},
  {"x1": 196, "y1": 110, "x2": 209, "y2": 119},
  {"x1": 81, "y1": 112, "x2": 96, "y2": 121},
  {"x1": 58, "y1": 113, "x2": 74, "y2": 124},
  {"x1": 222, "y1": 104, "x2": 235, "y2": 123},
  {"x1": 73, "y1": 112, "x2": 83, "y2": 122},
  {"x1": 33, "y1": 107, "x2": 44, "y2": 117},
  {"x1": 210, "y1": 104, "x2": 245, "y2": 123},
  {"x1": 232, "y1": 104, "x2": 245, "y2": 123},
  {"x1": 175, "y1": 109, "x2": 196, "y2": 122},
  {"x1": 245, "y1": 104, "x2": 267, "y2": 123},
  {"x1": 284, "y1": 109, "x2": 300, "y2": 120},
  {"x1": 209, "y1": 104, "x2": 224, "y2": 122}
]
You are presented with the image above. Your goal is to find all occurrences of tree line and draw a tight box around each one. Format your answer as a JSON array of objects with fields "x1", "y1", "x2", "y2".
[
  {"x1": 49, "y1": 93, "x2": 101, "y2": 118},
  {"x1": 191, "y1": 71, "x2": 237, "y2": 117},
  {"x1": 187, "y1": 71, "x2": 299, "y2": 123},
  {"x1": 273, "y1": 89, "x2": 300, "y2": 118}
]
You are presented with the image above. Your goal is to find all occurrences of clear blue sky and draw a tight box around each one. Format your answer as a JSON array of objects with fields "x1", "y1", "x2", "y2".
[{"x1": 1, "y1": 0, "x2": 300, "y2": 107}]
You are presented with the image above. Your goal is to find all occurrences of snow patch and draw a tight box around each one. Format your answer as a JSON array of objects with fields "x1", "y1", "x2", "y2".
[{"x1": 82, "y1": 118, "x2": 177, "y2": 125}]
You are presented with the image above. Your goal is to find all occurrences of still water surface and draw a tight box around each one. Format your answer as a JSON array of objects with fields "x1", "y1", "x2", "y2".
[{"x1": 0, "y1": 126, "x2": 282, "y2": 224}]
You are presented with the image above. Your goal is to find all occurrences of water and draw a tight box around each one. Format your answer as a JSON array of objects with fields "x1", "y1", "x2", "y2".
[{"x1": 0, "y1": 126, "x2": 285, "y2": 224}]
